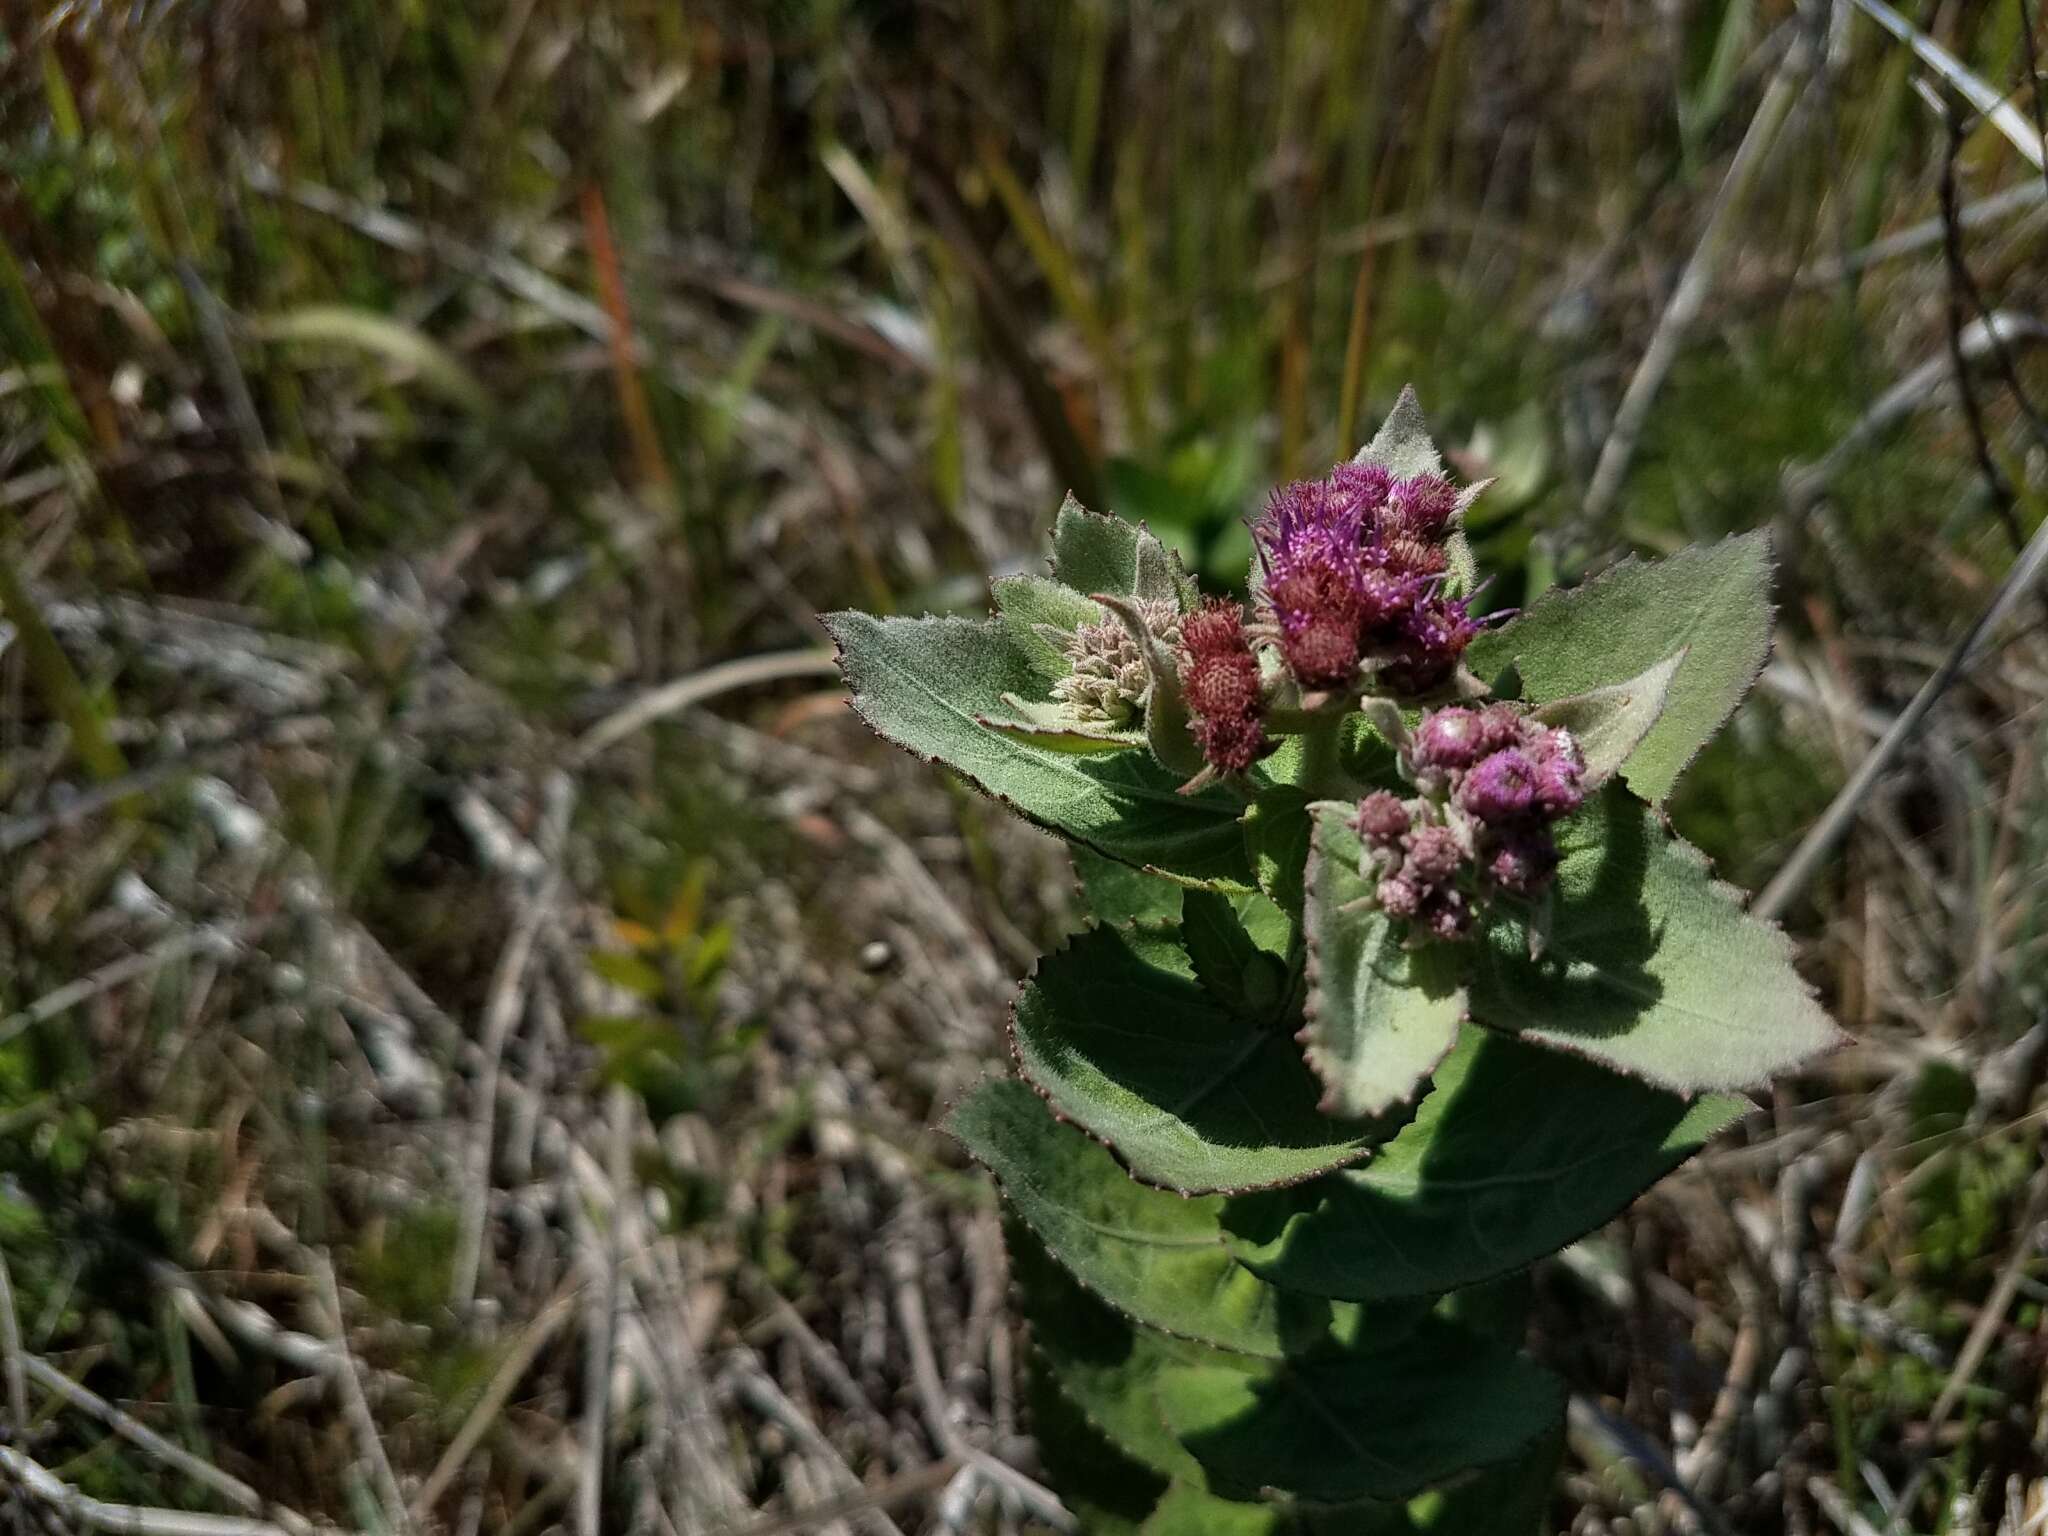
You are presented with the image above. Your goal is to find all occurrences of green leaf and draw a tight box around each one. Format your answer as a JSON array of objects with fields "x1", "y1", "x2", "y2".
[
  {"x1": 1467, "y1": 533, "x2": 1772, "y2": 803},
  {"x1": 1470, "y1": 787, "x2": 1845, "y2": 1093},
  {"x1": 1027, "y1": 1353, "x2": 1167, "y2": 1536},
  {"x1": 1141, "y1": 1485, "x2": 1290, "y2": 1536},
  {"x1": 1243, "y1": 787, "x2": 1312, "y2": 919},
  {"x1": 1533, "y1": 648, "x2": 1685, "y2": 790},
  {"x1": 1052, "y1": 494, "x2": 1199, "y2": 609},
  {"x1": 1011, "y1": 927, "x2": 1383, "y2": 1196},
  {"x1": 1355, "y1": 386, "x2": 1443, "y2": 480},
  {"x1": 1299, "y1": 805, "x2": 1466, "y2": 1119},
  {"x1": 993, "y1": 572, "x2": 1103, "y2": 679},
  {"x1": 824, "y1": 613, "x2": 1253, "y2": 886},
  {"x1": 1157, "y1": 1319, "x2": 1565, "y2": 1505},
  {"x1": 1010, "y1": 1220, "x2": 1210, "y2": 1481},
  {"x1": 949, "y1": 1080, "x2": 1320, "y2": 1355},
  {"x1": 1409, "y1": 1425, "x2": 1563, "y2": 1535},
  {"x1": 1224, "y1": 1028, "x2": 1748, "y2": 1300},
  {"x1": 1074, "y1": 845, "x2": 1185, "y2": 928},
  {"x1": 1181, "y1": 892, "x2": 1291, "y2": 1022},
  {"x1": 1141, "y1": 1485, "x2": 1418, "y2": 1536},
  {"x1": 980, "y1": 693, "x2": 1145, "y2": 755}
]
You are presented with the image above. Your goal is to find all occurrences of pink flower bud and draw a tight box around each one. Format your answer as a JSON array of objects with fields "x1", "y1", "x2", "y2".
[
  {"x1": 1177, "y1": 599, "x2": 1270, "y2": 774},
  {"x1": 1413, "y1": 707, "x2": 1486, "y2": 771},
  {"x1": 1353, "y1": 791, "x2": 1411, "y2": 848},
  {"x1": 1459, "y1": 749, "x2": 1538, "y2": 823},
  {"x1": 1377, "y1": 875, "x2": 1423, "y2": 918},
  {"x1": 1404, "y1": 823, "x2": 1464, "y2": 884},
  {"x1": 1488, "y1": 832, "x2": 1560, "y2": 895}
]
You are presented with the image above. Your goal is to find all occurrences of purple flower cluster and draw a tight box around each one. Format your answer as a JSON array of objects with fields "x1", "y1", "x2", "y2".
[
  {"x1": 1350, "y1": 703, "x2": 1587, "y2": 941},
  {"x1": 1254, "y1": 463, "x2": 1477, "y2": 695}
]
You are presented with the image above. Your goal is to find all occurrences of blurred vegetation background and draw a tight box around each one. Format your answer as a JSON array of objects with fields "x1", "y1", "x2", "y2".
[{"x1": 1, "y1": 2, "x2": 2046, "y2": 1533}]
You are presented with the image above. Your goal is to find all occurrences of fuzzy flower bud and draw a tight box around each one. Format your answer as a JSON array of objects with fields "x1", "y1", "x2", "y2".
[
  {"x1": 1403, "y1": 823, "x2": 1464, "y2": 884},
  {"x1": 1376, "y1": 875, "x2": 1423, "y2": 918},
  {"x1": 1051, "y1": 598, "x2": 1183, "y2": 724},
  {"x1": 1177, "y1": 599, "x2": 1270, "y2": 774},
  {"x1": 1388, "y1": 473, "x2": 1457, "y2": 537},
  {"x1": 1413, "y1": 707, "x2": 1487, "y2": 771},
  {"x1": 1422, "y1": 889, "x2": 1474, "y2": 941},
  {"x1": 1459, "y1": 749, "x2": 1538, "y2": 823},
  {"x1": 1352, "y1": 791, "x2": 1410, "y2": 848},
  {"x1": 1488, "y1": 833, "x2": 1560, "y2": 896}
]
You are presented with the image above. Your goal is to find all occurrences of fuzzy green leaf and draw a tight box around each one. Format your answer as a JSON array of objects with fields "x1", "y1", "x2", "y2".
[
  {"x1": 1181, "y1": 891, "x2": 1291, "y2": 1022},
  {"x1": 1355, "y1": 386, "x2": 1443, "y2": 480},
  {"x1": 1157, "y1": 1319, "x2": 1565, "y2": 1505},
  {"x1": 1467, "y1": 533, "x2": 1772, "y2": 802},
  {"x1": 1010, "y1": 1221, "x2": 1212, "y2": 1481},
  {"x1": 1409, "y1": 1426, "x2": 1564, "y2": 1535},
  {"x1": 1243, "y1": 787, "x2": 1312, "y2": 919},
  {"x1": 1533, "y1": 648, "x2": 1685, "y2": 790},
  {"x1": 949, "y1": 1079, "x2": 1319, "y2": 1356},
  {"x1": 1299, "y1": 805, "x2": 1465, "y2": 1119},
  {"x1": 1141, "y1": 1484, "x2": 1418, "y2": 1536},
  {"x1": 824, "y1": 613, "x2": 1253, "y2": 886},
  {"x1": 1011, "y1": 927, "x2": 1382, "y2": 1196},
  {"x1": 979, "y1": 693, "x2": 1145, "y2": 755},
  {"x1": 992, "y1": 572, "x2": 1103, "y2": 679},
  {"x1": 1224, "y1": 1028, "x2": 1748, "y2": 1300},
  {"x1": 1470, "y1": 787, "x2": 1846, "y2": 1092},
  {"x1": 1051, "y1": 494, "x2": 1199, "y2": 609},
  {"x1": 1074, "y1": 846, "x2": 1185, "y2": 929},
  {"x1": 1027, "y1": 1355, "x2": 1167, "y2": 1536}
]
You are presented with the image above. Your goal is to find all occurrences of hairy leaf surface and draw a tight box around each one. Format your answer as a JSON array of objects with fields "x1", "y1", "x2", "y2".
[
  {"x1": 1299, "y1": 805, "x2": 1465, "y2": 1118},
  {"x1": 1467, "y1": 533, "x2": 1771, "y2": 802},
  {"x1": 1157, "y1": 1319, "x2": 1564, "y2": 1504},
  {"x1": 1225, "y1": 1028, "x2": 1748, "y2": 1299},
  {"x1": 825, "y1": 612, "x2": 1252, "y2": 885},
  {"x1": 949, "y1": 1080, "x2": 1315, "y2": 1356},
  {"x1": 1470, "y1": 788, "x2": 1845, "y2": 1091},
  {"x1": 1534, "y1": 649, "x2": 1684, "y2": 789},
  {"x1": 1011, "y1": 927, "x2": 1382, "y2": 1195}
]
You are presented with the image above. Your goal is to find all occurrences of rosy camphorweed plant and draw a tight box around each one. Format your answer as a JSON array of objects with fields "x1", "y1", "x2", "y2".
[{"x1": 825, "y1": 390, "x2": 1844, "y2": 1534}]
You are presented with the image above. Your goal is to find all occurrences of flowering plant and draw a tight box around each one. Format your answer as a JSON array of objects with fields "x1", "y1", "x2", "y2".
[{"x1": 826, "y1": 391, "x2": 1842, "y2": 1533}]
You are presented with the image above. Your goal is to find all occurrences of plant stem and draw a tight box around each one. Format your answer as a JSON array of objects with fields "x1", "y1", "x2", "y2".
[{"x1": 1294, "y1": 713, "x2": 1352, "y2": 800}]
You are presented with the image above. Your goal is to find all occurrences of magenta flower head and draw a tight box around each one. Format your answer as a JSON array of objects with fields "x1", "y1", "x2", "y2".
[
  {"x1": 1413, "y1": 706, "x2": 1487, "y2": 771},
  {"x1": 1325, "y1": 460, "x2": 1395, "y2": 513},
  {"x1": 1388, "y1": 473, "x2": 1458, "y2": 537},
  {"x1": 1378, "y1": 591, "x2": 1480, "y2": 694},
  {"x1": 1256, "y1": 480, "x2": 1372, "y2": 688},
  {"x1": 1459, "y1": 748, "x2": 1538, "y2": 823},
  {"x1": 1525, "y1": 727, "x2": 1587, "y2": 817},
  {"x1": 1177, "y1": 599, "x2": 1270, "y2": 774}
]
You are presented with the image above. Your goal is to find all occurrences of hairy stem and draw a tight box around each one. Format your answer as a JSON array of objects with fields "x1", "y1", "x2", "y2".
[{"x1": 1294, "y1": 713, "x2": 1353, "y2": 800}]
